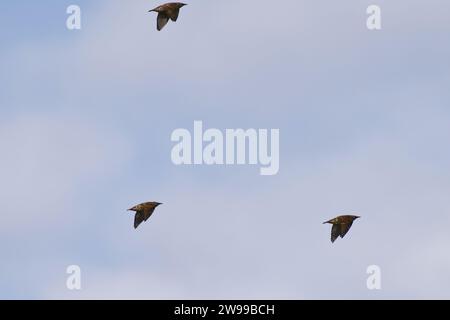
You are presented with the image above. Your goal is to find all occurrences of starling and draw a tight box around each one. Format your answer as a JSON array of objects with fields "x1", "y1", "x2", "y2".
[
  {"x1": 148, "y1": 2, "x2": 187, "y2": 31},
  {"x1": 128, "y1": 202, "x2": 163, "y2": 229},
  {"x1": 323, "y1": 215, "x2": 360, "y2": 243}
]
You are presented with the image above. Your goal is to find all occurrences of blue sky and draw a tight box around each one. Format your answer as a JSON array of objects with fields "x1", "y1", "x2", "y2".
[{"x1": 1, "y1": 0, "x2": 450, "y2": 299}]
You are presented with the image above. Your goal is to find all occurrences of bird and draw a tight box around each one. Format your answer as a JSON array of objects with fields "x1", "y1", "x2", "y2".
[
  {"x1": 323, "y1": 215, "x2": 360, "y2": 243},
  {"x1": 128, "y1": 202, "x2": 163, "y2": 229},
  {"x1": 148, "y1": 2, "x2": 187, "y2": 31}
]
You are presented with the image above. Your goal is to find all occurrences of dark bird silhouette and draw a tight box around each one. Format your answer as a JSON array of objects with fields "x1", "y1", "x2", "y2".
[
  {"x1": 149, "y1": 2, "x2": 187, "y2": 31},
  {"x1": 323, "y1": 215, "x2": 360, "y2": 243},
  {"x1": 128, "y1": 202, "x2": 163, "y2": 229}
]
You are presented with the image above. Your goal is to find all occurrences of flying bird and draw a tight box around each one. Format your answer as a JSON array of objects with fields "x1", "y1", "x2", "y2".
[
  {"x1": 323, "y1": 215, "x2": 360, "y2": 243},
  {"x1": 128, "y1": 202, "x2": 163, "y2": 229},
  {"x1": 148, "y1": 2, "x2": 187, "y2": 31}
]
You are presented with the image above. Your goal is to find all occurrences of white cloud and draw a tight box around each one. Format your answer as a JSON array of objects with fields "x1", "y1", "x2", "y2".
[{"x1": 0, "y1": 113, "x2": 132, "y2": 234}]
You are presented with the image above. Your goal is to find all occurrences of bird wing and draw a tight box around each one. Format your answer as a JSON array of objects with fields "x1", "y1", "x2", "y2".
[
  {"x1": 157, "y1": 13, "x2": 170, "y2": 31},
  {"x1": 339, "y1": 222, "x2": 354, "y2": 238},
  {"x1": 142, "y1": 207, "x2": 156, "y2": 222},
  {"x1": 169, "y1": 9, "x2": 180, "y2": 22},
  {"x1": 134, "y1": 208, "x2": 156, "y2": 229},
  {"x1": 331, "y1": 224, "x2": 340, "y2": 243},
  {"x1": 134, "y1": 211, "x2": 144, "y2": 229}
]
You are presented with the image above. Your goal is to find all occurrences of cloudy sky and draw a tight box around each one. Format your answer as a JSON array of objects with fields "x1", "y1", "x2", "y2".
[{"x1": 1, "y1": 0, "x2": 450, "y2": 299}]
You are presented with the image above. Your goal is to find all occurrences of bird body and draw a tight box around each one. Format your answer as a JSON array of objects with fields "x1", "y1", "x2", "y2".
[
  {"x1": 149, "y1": 2, "x2": 187, "y2": 31},
  {"x1": 128, "y1": 202, "x2": 162, "y2": 229},
  {"x1": 323, "y1": 215, "x2": 360, "y2": 243}
]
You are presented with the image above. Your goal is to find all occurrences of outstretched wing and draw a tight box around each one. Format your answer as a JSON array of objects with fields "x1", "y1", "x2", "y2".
[
  {"x1": 134, "y1": 211, "x2": 144, "y2": 229},
  {"x1": 168, "y1": 8, "x2": 180, "y2": 21},
  {"x1": 339, "y1": 222, "x2": 354, "y2": 238},
  {"x1": 157, "y1": 12, "x2": 169, "y2": 31},
  {"x1": 142, "y1": 207, "x2": 156, "y2": 222},
  {"x1": 134, "y1": 208, "x2": 157, "y2": 229},
  {"x1": 331, "y1": 224, "x2": 340, "y2": 243}
]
